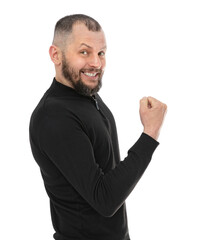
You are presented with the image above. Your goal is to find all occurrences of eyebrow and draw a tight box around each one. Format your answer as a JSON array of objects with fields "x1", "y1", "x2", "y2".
[
  {"x1": 79, "y1": 43, "x2": 107, "y2": 50},
  {"x1": 80, "y1": 43, "x2": 92, "y2": 48}
]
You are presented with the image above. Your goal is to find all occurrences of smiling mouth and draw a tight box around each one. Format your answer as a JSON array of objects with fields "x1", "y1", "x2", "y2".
[
  {"x1": 81, "y1": 70, "x2": 101, "y2": 79},
  {"x1": 82, "y1": 72, "x2": 98, "y2": 77}
]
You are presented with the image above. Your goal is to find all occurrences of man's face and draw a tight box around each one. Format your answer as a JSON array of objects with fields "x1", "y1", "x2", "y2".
[{"x1": 61, "y1": 23, "x2": 106, "y2": 96}]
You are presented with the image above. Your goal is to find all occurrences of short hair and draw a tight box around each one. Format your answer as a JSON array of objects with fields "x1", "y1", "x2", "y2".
[{"x1": 52, "y1": 14, "x2": 102, "y2": 48}]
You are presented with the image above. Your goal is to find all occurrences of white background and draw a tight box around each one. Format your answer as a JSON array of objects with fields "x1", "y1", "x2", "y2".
[{"x1": 1, "y1": 0, "x2": 198, "y2": 239}]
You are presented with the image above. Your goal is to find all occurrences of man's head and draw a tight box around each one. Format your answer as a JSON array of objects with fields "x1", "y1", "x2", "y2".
[{"x1": 49, "y1": 14, "x2": 107, "y2": 96}]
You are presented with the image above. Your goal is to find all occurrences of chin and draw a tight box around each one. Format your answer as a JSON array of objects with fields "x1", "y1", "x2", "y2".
[{"x1": 84, "y1": 80, "x2": 99, "y2": 88}]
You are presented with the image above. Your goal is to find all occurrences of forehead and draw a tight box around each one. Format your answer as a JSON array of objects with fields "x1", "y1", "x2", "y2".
[{"x1": 67, "y1": 23, "x2": 106, "y2": 49}]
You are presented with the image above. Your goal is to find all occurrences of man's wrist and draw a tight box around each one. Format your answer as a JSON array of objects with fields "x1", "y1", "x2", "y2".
[{"x1": 143, "y1": 129, "x2": 159, "y2": 141}]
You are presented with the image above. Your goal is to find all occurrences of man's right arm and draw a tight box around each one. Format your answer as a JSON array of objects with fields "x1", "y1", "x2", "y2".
[{"x1": 38, "y1": 103, "x2": 163, "y2": 217}]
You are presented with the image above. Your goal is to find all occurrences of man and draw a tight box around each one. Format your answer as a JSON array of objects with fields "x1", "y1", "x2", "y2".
[{"x1": 29, "y1": 14, "x2": 167, "y2": 240}]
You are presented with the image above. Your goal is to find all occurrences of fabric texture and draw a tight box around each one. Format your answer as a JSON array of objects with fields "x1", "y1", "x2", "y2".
[{"x1": 29, "y1": 78, "x2": 159, "y2": 240}]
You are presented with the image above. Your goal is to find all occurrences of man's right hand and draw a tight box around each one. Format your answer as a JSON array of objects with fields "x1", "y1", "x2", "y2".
[{"x1": 139, "y1": 96, "x2": 167, "y2": 140}]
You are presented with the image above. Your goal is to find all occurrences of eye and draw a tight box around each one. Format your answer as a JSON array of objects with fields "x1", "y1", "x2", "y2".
[
  {"x1": 80, "y1": 50, "x2": 88, "y2": 55},
  {"x1": 98, "y1": 51, "x2": 105, "y2": 56}
]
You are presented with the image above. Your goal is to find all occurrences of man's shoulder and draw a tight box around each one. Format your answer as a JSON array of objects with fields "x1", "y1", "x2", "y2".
[{"x1": 32, "y1": 94, "x2": 68, "y2": 120}]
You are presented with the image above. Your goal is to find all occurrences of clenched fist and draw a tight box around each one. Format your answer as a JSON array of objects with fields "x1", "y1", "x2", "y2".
[{"x1": 140, "y1": 97, "x2": 167, "y2": 140}]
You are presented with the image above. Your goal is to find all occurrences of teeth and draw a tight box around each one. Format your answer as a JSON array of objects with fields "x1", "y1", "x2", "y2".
[{"x1": 83, "y1": 72, "x2": 97, "y2": 77}]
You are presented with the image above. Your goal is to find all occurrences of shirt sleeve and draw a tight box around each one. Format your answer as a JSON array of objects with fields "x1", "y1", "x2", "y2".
[{"x1": 39, "y1": 111, "x2": 159, "y2": 217}]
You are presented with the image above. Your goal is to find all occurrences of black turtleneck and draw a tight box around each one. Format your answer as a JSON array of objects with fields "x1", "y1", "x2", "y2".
[{"x1": 29, "y1": 78, "x2": 159, "y2": 240}]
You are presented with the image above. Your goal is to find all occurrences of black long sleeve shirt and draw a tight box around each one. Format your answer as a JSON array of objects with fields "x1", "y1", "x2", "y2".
[{"x1": 29, "y1": 78, "x2": 159, "y2": 240}]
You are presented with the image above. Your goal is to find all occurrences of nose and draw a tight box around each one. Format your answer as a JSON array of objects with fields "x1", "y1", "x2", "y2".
[{"x1": 88, "y1": 54, "x2": 102, "y2": 69}]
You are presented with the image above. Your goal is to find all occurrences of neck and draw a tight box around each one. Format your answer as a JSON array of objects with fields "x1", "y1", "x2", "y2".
[{"x1": 55, "y1": 74, "x2": 74, "y2": 89}]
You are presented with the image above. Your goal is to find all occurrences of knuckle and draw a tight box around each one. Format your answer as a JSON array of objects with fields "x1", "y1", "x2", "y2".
[
  {"x1": 162, "y1": 103, "x2": 167, "y2": 110},
  {"x1": 140, "y1": 97, "x2": 146, "y2": 102}
]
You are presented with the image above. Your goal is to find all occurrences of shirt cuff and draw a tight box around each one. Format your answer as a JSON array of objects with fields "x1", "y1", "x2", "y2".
[{"x1": 128, "y1": 133, "x2": 159, "y2": 160}]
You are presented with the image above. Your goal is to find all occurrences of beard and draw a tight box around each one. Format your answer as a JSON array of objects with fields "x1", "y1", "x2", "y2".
[{"x1": 61, "y1": 53, "x2": 103, "y2": 96}]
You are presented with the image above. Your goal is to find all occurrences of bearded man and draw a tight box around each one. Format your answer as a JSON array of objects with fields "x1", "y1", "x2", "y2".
[{"x1": 29, "y1": 14, "x2": 167, "y2": 240}]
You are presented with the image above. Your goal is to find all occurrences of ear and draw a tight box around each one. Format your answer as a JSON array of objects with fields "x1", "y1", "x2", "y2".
[{"x1": 49, "y1": 45, "x2": 61, "y2": 65}]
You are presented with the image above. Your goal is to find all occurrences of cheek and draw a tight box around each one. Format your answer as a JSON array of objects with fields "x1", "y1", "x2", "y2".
[
  {"x1": 101, "y1": 58, "x2": 106, "y2": 70},
  {"x1": 71, "y1": 57, "x2": 87, "y2": 70},
  {"x1": 66, "y1": 52, "x2": 87, "y2": 70}
]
